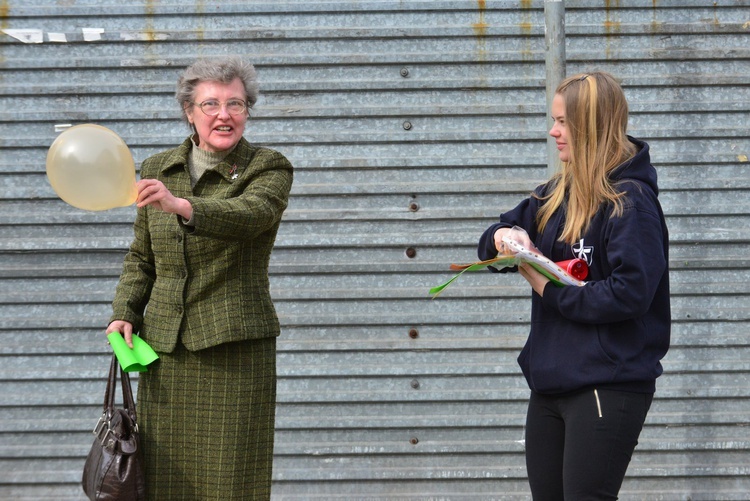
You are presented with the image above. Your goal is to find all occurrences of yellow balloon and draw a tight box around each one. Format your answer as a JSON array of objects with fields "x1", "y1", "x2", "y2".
[{"x1": 46, "y1": 124, "x2": 138, "y2": 211}]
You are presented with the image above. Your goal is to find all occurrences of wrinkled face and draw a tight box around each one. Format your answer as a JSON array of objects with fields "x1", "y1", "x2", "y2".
[
  {"x1": 186, "y1": 78, "x2": 248, "y2": 153},
  {"x1": 549, "y1": 93, "x2": 570, "y2": 162}
]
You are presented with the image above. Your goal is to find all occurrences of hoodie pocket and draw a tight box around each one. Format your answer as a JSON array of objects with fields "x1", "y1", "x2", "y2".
[{"x1": 519, "y1": 319, "x2": 620, "y2": 393}]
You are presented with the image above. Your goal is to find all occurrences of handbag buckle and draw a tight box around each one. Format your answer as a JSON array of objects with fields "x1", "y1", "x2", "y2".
[
  {"x1": 92, "y1": 413, "x2": 108, "y2": 436},
  {"x1": 100, "y1": 427, "x2": 116, "y2": 447}
]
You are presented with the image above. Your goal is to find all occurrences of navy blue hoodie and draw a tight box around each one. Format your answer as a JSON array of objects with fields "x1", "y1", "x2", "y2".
[{"x1": 478, "y1": 137, "x2": 670, "y2": 395}]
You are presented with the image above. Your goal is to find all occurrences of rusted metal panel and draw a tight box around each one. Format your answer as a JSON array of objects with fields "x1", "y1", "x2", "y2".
[{"x1": 1, "y1": 1, "x2": 749, "y2": 499}]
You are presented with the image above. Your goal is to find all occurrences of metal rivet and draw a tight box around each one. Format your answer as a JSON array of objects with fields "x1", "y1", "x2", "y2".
[
  {"x1": 408, "y1": 202, "x2": 419, "y2": 212},
  {"x1": 402, "y1": 121, "x2": 412, "y2": 131},
  {"x1": 408, "y1": 328, "x2": 419, "y2": 339},
  {"x1": 410, "y1": 437, "x2": 419, "y2": 445},
  {"x1": 410, "y1": 379, "x2": 420, "y2": 389},
  {"x1": 405, "y1": 247, "x2": 417, "y2": 258},
  {"x1": 400, "y1": 67, "x2": 410, "y2": 77}
]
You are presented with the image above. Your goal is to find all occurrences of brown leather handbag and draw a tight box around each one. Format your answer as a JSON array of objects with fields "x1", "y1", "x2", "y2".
[{"x1": 82, "y1": 355, "x2": 147, "y2": 500}]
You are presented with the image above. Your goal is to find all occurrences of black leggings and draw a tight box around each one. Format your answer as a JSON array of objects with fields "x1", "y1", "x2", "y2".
[{"x1": 524, "y1": 388, "x2": 653, "y2": 500}]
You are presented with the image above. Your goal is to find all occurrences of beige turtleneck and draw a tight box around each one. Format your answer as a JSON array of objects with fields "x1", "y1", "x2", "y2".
[{"x1": 187, "y1": 136, "x2": 233, "y2": 188}]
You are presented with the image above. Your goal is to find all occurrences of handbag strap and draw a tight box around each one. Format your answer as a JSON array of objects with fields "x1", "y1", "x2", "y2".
[
  {"x1": 103, "y1": 354, "x2": 138, "y2": 424},
  {"x1": 103, "y1": 355, "x2": 117, "y2": 416},
  {"x1": 120, "y1": 363, "x2": 137, "y2": 423}
]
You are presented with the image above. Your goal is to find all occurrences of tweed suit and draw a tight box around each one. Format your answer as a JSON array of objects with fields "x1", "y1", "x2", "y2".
[
  {"x1": 111, "y1": 136, "x2": 293, "y2": 352},
  {"x1": 109, "y1": 136, "x2": 293, "y2": 500}
]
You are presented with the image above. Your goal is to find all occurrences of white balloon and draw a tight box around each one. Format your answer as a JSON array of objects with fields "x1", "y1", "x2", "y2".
[{"x1": 46, "y1": 124, "x2": 137, "y2": 211}]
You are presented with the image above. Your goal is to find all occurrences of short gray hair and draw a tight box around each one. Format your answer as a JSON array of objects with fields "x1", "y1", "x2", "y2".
[{"x1": 176, "y1": 56, "x2": 259, "y2": 123}]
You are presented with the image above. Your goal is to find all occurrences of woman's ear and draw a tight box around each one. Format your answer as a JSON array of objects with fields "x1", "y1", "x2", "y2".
[{"x1": 184, "y1": 102, "x2": 195, "y2": 123}]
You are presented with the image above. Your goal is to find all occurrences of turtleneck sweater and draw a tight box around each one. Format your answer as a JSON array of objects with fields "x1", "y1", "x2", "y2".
[
  {"x1": 187, "y1": 137, "x2": 232, "y2": 188},
  {"x1": 183, "y1": 137, "x2": 234, "y2": 225}
]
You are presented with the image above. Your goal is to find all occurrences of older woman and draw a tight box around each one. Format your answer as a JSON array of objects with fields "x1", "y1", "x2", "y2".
[{"x1": 106, "y1": 57, "x2": 293, "y2": 499}]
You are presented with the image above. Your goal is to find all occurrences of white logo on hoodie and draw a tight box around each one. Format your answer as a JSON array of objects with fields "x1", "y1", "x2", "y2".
[{"x1": 572, "y1": 238, "x2": 594, "y2": 265}]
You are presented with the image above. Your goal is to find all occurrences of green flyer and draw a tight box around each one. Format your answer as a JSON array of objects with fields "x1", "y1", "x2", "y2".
[{"x1": 107, "y1": 332, "x2": 159, "y2": 372}]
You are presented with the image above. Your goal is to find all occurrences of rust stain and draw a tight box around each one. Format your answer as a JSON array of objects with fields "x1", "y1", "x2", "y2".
[
  {"x1": 650, "y1": 0, "x2": 662, "y2": 33},
  {"x1": 713, "y1": 2, "x2": 721, "y2": 27},
  {"x1": 473, "y1": 0, "x2": 488, "y2": 62},
  {"x1": 604, "y1": 20, "x2": 622, "y2": 34},
  {"x1": 603, "y1": 1, "x2": 623, "y2": 60},
  {"x1": 604, "y1": 0, "x2": 622, "y2": 36},
  {"x1": 604, "y1": 0, "x2": 622, "y2": 28},
  {"x1": 519, "y1": 0, "x2": 533, "y2": 60},
  {"x1": 0, "y1": 0, "x2": 9, "y2": 69},
  {"x1": 0, "y1": 0, "x2": 9, "y2": 30},
  {"x1": 473, "y1": 21, "x2": 489, "y2": 38},
  {"x1": 143, "y1": 0, "x2": 157, "y2": 42},
  {"x1": 473, "y1": 0, "x2": 488, "y2": 37},
  {"x1": 196, "y1": 0, "x2": 206, "y2": 41},
  {"x1": 472, "y1": 23, "x2": 490, "y2": 37}
]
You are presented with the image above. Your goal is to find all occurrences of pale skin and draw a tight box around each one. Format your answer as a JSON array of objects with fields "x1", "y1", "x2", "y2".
[
  {"x1": 106, "y1": 78, "x2": 250, "y2": 347},
  {"x1": 492, "y1": 227, "x2": 549, "y2": 297},
  {"x1": 492, "y1": 93, "x2": 570, "y2": 298}
]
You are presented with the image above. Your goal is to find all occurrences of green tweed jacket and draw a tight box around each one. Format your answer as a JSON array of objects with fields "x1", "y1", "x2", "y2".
[{"x1": 110, "y1": 137, "x2": 293, "y2": 352}]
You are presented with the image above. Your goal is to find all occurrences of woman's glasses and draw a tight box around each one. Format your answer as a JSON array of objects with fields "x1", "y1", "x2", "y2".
[{"x1": 191, "y1": 99, "x2": 247, "y2": 116}]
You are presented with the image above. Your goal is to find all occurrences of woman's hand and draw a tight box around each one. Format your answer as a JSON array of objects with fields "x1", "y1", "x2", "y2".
[
  {"x1": 136, "y1": 179, "x2": 193, "y2": 220},
  {"x1": 493, "y1": 226, "x2": 535, "y2": 255},
  {"x1": 106, "y1": 320, "x2": 134, "y2": 348},
  {"x1": 518, "y1": 262, "x2": 550, "y2": 297}
]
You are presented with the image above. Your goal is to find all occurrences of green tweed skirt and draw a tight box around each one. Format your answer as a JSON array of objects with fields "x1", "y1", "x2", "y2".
[{"x1": 136, "y1": 337, "x2": 277, "y2": 500}]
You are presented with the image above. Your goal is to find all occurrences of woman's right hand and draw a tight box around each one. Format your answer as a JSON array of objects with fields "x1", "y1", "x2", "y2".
[
  {"x1": 493, "y1": 226, "x2": 535, "y2": 255},
  {"x1": 106, "y1": 320, "x2": 134, "y2": 348},
  {"x1": 136, "y1": 179, "x2": 193, "y2": 220}
]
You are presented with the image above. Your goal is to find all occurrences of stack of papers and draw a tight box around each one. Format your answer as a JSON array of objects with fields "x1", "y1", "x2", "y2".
[{"x1": 429, "y1": 237, "x2": 587, "y2": 298}]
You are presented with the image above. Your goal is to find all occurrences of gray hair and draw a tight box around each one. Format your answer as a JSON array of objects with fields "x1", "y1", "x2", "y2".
[{"x1": 176, "y1": 56, "x2": 259, "y2": 123}]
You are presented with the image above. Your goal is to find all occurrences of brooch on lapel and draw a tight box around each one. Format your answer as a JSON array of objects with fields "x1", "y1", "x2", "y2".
[{"x1": 229, "y1": 164, "x2": 238, "y2": 180}]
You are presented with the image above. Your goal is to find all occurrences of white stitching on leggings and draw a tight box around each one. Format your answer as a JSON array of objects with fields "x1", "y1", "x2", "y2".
[{"x1": 594, "y1": 389, "x2": 603, "y2": 418}]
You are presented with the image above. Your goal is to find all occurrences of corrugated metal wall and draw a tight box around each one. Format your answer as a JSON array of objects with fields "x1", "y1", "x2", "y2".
[{"x1": 1, "y1": 1, "x2": 749, "y2": 499}]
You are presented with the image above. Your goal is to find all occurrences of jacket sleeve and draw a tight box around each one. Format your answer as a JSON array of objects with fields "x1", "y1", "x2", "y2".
[
  {"x1": 109, "y1": 203, "x2": 156, "y2": 331},
  {"x1": 542, "y1": 190, "x2": 667, "y2": 324},
  {"x1": 182, "y1": 149, "x2": 293, "y2": 241}
]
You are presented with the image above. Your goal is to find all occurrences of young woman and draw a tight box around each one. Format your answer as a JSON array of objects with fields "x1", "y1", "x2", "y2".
[{"x1": 478, "y1": 71, "x2": 670, "y2": 499}]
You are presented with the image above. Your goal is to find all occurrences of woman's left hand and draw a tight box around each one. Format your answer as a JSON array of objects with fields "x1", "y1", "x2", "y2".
[
  {"x1": 136, "y1": 179, "x2": 193, "y2": 219},
  {"x1": 518, "y1": 262, "x2": 550, "y2": 297}
]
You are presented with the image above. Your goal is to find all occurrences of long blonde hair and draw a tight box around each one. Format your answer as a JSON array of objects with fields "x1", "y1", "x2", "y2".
[{"x1": 536, "y1": 71, "x2": 636, "y2": 244}]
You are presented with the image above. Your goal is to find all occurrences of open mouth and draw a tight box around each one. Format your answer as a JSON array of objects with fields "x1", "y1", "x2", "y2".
[{"x1": 216, "y1": 126, "x2": 232, "y2": 132}]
